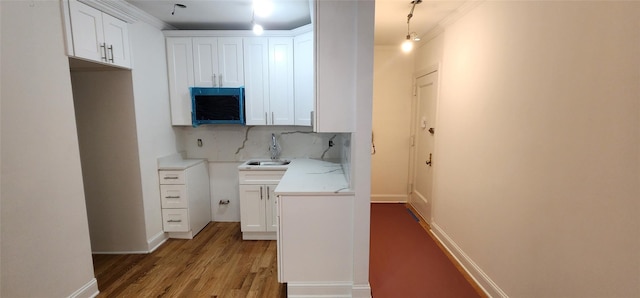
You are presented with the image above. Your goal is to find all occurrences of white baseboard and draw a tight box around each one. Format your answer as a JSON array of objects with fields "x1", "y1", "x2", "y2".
[
  {"x1": 67, "y1": 278, "x2": 99, "y2": 298},
  {"x1": 431, "y1": 222, "x2": 508, "y2": 298},
  {"x1": 92, "y1": 250, "x2": 150, "y2": 254},
  {"x1": 351, "y1": 283, "x2": 371, "y2": 297},
  {"x1": 147, "y1": 231, "x2": 168, "y2": 253},
  {"x1": 287, "y1": 282, "x2": 353, "y2": 297},
  {"x1": 370, "y1": 194, "x2": 408, "y2": 203}
]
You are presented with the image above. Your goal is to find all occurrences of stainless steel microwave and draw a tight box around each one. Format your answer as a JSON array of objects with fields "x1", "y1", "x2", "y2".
[{"x1": 190, "y1": 87, "x2": 245, "y2": 126}]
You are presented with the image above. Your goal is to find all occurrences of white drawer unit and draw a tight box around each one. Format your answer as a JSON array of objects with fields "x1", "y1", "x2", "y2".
[
  {"x1": 162, "y1": 209, "x2": 189, "y2": 232},
  {"x1": 159, "y1": 160, "x2": 211, "y2": 239},
  {"x1": 238, "y1": 169, "x2": 285, "y2": 240},
  {"x1": 160, "y1": 184, "x2": 188, "y2": 209}
]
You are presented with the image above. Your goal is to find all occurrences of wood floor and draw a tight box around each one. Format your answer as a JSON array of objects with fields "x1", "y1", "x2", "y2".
[{"x1": 93, "y1": 222, "x2": 286, "y2": 297}]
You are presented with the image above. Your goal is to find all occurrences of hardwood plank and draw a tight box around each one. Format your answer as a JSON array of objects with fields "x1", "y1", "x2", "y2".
[{"x1": 93, "y1": 222, "x2": 286, "y2": 298}]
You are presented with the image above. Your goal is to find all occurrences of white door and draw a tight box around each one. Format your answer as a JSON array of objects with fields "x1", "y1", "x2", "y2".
[
  {"x1": 269, "y1": 37, "x2": 295, "y2": 125},
  {"x1": 102, "y1": 14, "x2": 130, "y2": 68},
  {"x1": 69, "y1": 1, "x2": 104, "y2": 62},
  {"x1": 166, "y1": 37, "x2": 195, "y2": 126},
  {"x1": 409, "y1": 71, "x2": 438, "y2": 223},
  {"x1": 265, "y1": 184, "x2": 278, "y2": 232},
  {"x1": 243, "y1": 37, "x2": 270, "y2": 125},
  {"x1": 239, "y1": 185, "x2": 266, "y2": 232},
  {"x1": 192, "y1": 37, "x2": 219, "y2": 87},
  {"x1": 293, "y1": 31, "x2": 314, "y2": 126},
  {"x1": 217, "y1": 37, "x2": 244, "y2": 87}
]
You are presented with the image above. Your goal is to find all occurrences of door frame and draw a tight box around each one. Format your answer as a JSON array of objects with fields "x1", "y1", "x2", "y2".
[{"x1": 407, "y1": 63, "x2": 441, "y2": 224}]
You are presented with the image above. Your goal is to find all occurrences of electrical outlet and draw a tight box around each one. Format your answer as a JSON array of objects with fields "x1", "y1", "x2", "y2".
[{"x1": 197, "y1": 139, "x2": 203, "y2": 147}]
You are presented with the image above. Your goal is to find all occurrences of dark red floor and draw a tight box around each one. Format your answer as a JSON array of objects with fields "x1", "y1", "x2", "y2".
[{"x1": 370, "y1": 203, "x2": 481, "y2": 298}]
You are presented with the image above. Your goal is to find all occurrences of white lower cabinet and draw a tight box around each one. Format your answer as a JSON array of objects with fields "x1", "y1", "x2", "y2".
[
  {"x1": 159, "y1": 161, "x2": 211, "y2": 239},
  {"x1": 238, "y1": 170, "x2": 285, "y2": 240},
  {"x1": 277, "y1": 195, "x2": 354, "y2": 284}
]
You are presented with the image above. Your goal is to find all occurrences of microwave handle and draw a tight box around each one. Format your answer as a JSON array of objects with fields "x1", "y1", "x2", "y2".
[
  {"x1": 212, "y1": 74, "x2": 216, "y2": 87},
  {"x1": 219, "y1": 74, "x2": 222, "y2": 87}
]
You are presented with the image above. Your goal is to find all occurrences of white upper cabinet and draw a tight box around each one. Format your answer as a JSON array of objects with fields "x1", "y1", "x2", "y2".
[
  {"x1": 268, "y1": 38, "x2": 295, "y2": 126},
  {"x1": 193, "y1": 37, "x2": 244, "y2": 87},
  {"x1": 314, "y1": 0, "x2": 357, "y2": 132},
  {"x1": 243, "y1": 37, "x2": 270, "y2": 125},
  {"x1": 68, "y1": 0, "x2": 131, "y2": 69},
  {"x1": 166, "y1": 37, "x2": 195, "y2": 126},
  {"x1": 243, "y1": 37, "x2": 295, "y2": 126},
  {"x1": 294, "y1": 31, "x2": 314, "y2": 126}
]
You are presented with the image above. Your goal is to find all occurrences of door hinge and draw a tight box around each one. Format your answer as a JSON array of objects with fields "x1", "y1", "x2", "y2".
[
  {"x1": 410, "y1": 135, "x2": 415, "y2": 147},
  {"x1": 408, "y1": 183, "x2": 413, "y2": 194}
]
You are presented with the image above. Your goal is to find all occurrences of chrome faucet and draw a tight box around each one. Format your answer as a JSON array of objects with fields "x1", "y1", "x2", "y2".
[{"x1": 270, "y1": 133, "x2": 281, "y2": 160}]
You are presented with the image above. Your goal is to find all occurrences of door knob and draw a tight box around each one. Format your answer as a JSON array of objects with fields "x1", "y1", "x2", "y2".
[{"x1": 428, "y1": 127, "x2": 435, "y2": 134}]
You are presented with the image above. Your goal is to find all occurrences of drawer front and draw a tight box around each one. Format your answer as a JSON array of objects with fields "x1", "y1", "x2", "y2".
[
  {"x1": 160, "y1": 185, "x2": 188, "y2": 208},
  {"x1": 162, "y1": 209, "x2": 189, "y2": 232},
  {"x1": 239, "y1": 171, "x2": 285, "y2": 185},
  {"x1": 159, "y1": 170, "x2": 185, "y2": 185}
]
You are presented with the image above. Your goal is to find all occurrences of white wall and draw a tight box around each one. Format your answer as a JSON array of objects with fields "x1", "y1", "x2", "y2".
[
  {"x1": 175, "y1": 125, "x2": 344, "y2": 221},
  {"x1": 417, "y1": 2, "x2": 640, "y2": 297},
  {"x1": 371, "y1": 46, "x2": 414, "y2": 202},
  {"x1": 1, "y1": 1, "x2": 97, "y2": 296},
  {"x1": 71, "y1": 70, "x2": 149, "y2": 253},
  {"x1": 128, "y1": 21, "x2": 178, "y2": 250}
]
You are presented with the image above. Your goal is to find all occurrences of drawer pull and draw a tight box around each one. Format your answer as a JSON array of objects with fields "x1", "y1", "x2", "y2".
[
  {"x1": 260, "y1": 186, "x2": 264, "y2": 200},
  {"x1": 167, "y1": 219, "x2": 182, "y2": 223},
  {"x1": 165, "y1": 196, "x2": 181, "y2": 199},
  {"x1": 164, "y1": 176, "x2": 179, "y2": 180}
]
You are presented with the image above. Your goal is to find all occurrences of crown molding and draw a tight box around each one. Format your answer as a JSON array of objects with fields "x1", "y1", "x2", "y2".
[{"x1": 78, "y1": 0, "x2": 176, "y2": 30}]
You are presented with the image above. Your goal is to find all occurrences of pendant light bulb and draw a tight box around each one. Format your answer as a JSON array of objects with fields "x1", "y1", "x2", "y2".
[
  {"x1": 253, "y1": 23, "x2": 264, "y2": 35},
  {"x1": 401, "y1": 37, "x2": 413, "y2": 53}
]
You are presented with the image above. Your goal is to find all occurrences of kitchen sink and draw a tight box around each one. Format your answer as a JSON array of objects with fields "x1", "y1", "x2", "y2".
[{"x1": 246, "y1": 160, "x2": 291, "y2": 166}]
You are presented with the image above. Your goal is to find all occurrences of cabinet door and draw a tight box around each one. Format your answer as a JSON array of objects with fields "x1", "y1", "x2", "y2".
[
  {"x1": 239, "y1": 185, "x2": 266, "y2": 232},
  {"x1": 243, "y1": 37, "x2": 270, "y2": 125},
  {"x1": 268, "y1": 38, "x2": 295, "y2": 125},
  {"x1": 102, "y1": 14, "x2": 131, "y2": 68},
  {"x1": 265, "y1": 184, "x2": 278, "y2": 232},
  {"x1": 218, "y1": 37, "x2": 244, "y2": 87},
  {"x1": 69, "y1": 1, "x2": 105, "y2": 62},
  {"x1": 192, "y1": 37, "x2": 219, "y2": 87},
  {"x1": 294, "y1": 31, "x2": 314, "y2": 126},
  {"x1": 166, "y1": 37, "x2": 194, "y2": 126}
]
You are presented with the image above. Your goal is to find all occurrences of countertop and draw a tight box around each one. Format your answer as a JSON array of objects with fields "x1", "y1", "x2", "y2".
[
  {"x1": 274, "y1": 159, "x2": 353, "y2": 196},
  {"x1": 158, "y1": 156, "x2": 206, "y2": 170}
]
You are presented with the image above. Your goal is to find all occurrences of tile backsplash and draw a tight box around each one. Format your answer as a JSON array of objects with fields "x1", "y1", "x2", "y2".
[{"x1": 175, "y1": 125, "x2": 345, "y2": 162}]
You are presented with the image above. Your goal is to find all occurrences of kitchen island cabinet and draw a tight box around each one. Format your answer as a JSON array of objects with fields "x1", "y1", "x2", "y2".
[{"x1": 273, "y1": 159, "x2": 355, "y2": 296}]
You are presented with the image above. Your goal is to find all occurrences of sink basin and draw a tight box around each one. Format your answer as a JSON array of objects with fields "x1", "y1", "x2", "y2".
[{"x1": 246, "y1": 160, "x2": 290, "y2": 166}]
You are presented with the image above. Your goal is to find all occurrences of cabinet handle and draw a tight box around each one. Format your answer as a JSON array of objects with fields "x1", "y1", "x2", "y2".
[
  {"x1": 213, "y1": 74, "x2": 217, "y2": 87},
  {"x1": 167, "y1": 219, "x2": 182, "y2": 223},
  {"x1": 260, "y1": 186, "x2": 263, "y2": 200},
  {"x1": 100, "y1": 43, "x2": 107, "y2": 61},
  {"x1": 267, "y1": 186, "x2": 270, "y2": 200},
  {"x1": 271, "y1": 112, "x2": 274, "y2": 125},
  {"x1": 107, "y1": 45, "x2": 114, "y2": 63},
  {"x1": 310, "y1": 111, "x2": 315, "y2": 131},
  {"x1": 165, "y1": 196, "x2": 181, "y2": 199},
  {"x1": 164, "y1": 176, "x2": 179, "y2": 180},
  {"x1": 218, "y1": 74, "x2": 222, "y2": 87},
  {"x1": 265, "y1": 112, "x2": 268, "y2": 125}
]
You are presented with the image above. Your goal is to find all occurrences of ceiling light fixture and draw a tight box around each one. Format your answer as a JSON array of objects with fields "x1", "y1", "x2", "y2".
[
  {"x1": 251, "y1": 11, "x2": 264, "y2": 35},
  {"x1": 401, "y1": 0, "x2": 422, "y2": 53},
  {"x1": 171, "y1": 3, "x2": 186, "y2": 15}
]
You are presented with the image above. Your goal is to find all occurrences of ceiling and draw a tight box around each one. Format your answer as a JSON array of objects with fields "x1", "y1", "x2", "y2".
[{"x1": 125, "y1": 0, "x2": 466, "y2": 46}]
